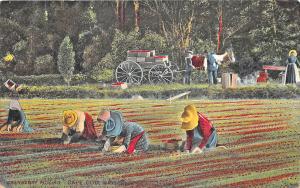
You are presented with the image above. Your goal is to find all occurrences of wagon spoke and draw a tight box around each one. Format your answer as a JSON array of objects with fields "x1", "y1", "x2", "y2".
[
  {"x1": 119, "y1": 76, "x2": 127, "y2": 82},
  {"x1": 116, "y1": 70, "x2": 127, "y2": 75},
  {"x1": 132, "y1": 74, "x2": 141, "y2": 79},
  {"x1": 128, "y1": 63, "x2": 134, "y2": 72},
  {"x1": 118, "y1": 66, "x2": 128, "y2": 73},
  {"x1": 162, "y1": 69, "x2": 170, "y2": 76},
  {"x1": 131, "y1": 76, "x2": 139, "y2": 83},
  {"x1": 131, "y1": 69, "x2": 142, "y2": 74},
  {"x1": 162, "y1": 76, "x2": 172, "y2": 83}
]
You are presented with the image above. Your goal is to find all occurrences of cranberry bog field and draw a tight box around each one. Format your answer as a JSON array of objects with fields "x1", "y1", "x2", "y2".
[{"x1": 0, "y1": 99, "x2": 299, "y2": 188}]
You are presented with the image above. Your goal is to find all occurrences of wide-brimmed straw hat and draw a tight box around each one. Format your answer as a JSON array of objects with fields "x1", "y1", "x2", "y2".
[
  {"x1": 180, "y1": 105, "x2": 198, "y2": 130},
  {"x1": 289, "y1": 50, "x2": 297, "y2": 57},
  {"x1": 63, "y1": 110, "x2": 78, "y2": 128}
]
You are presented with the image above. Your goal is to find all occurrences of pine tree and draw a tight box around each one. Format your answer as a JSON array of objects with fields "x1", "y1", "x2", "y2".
[{"x1": 57, "y1": 36, "x2": 75, "y2": 85}]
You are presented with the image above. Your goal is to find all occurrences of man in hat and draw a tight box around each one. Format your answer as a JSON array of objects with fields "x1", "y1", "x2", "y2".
[
  {"x1": 207, "y1": 51, "x2": 219, "y2": 85},
  {"x1": 0, "y1": 98, "x2": 33, "y2": 133},
  {"x1": 62, "y1": 110, "x2": 98, "y2": 144},
  {"x1": 180, "y1": 104, "x2": 223, "y2": 154},
  {"x1": 183, "y1": 50, "x2": 195, "y2": 84},
  {"x1": 97, "y1": 109, "x2": 149, "y2": 154}
]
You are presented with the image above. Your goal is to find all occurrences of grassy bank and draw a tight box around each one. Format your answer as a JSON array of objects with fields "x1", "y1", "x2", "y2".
[{"x1": 1, "y1": 83, "x2": 299, "y2": 99}]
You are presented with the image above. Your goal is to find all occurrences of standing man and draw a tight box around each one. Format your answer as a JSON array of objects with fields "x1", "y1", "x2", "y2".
[
  {"x1": 207, "y1": 52, "x2": 219, "y2": 85},
  {"x1": 183, "y1": 50, "x2": 195, "y2": 85}
]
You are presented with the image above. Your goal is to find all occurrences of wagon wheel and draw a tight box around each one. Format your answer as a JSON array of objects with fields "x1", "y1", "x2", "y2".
[
  {"x1": 148, "y1": 64, "x2": 173, "y2": 84},
  {"x1": 169, "y1": 61, "x2": 179, "y2": 72},
  {"x1": 169, "y1": 62, "x2": 181, "y2": 82},
  {"x1": 115, "y1": 61, "x2": 143, "y2": 84}
]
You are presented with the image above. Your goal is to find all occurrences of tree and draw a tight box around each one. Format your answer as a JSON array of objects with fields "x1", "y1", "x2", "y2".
[
  {"x1": 82, "y1": 35, "x2": 109, "y2": 73},
  {"x1": 142, "y1": 0, "x2": 209, "y2": 68},
  {"x1": 34, "y1": 54, "x2": 56, "y2": 75},
  {"x1": 57, "y1": 36, "x2": 75, "y2": 85},
  {"x1": 111, "y1": 29, "x2": 140, "y2": 67}
]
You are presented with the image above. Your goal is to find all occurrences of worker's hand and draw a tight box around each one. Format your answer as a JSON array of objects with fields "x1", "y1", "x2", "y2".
[
  {"x1": 7, "y1": 124, "x2": 12, "y2": 131},
  {"x1": 113, "y1": 145, "x2": 126, "y2": 153},
  {"x1": 102, "y1": 139, "x2": 111, "y2": 152},
  {"x1": 63, "y1": 136, "x2": 71, "y2": 144},
  {"x1": 183, "y1": 149, "x2": 190, "y2": 154},
  {"x1": 15, "y1": 124, "x2": 23, "y2": 133},
  {"x1": 113, "y1": 136, "x2": 124, "y2": 145},
  {"x1": 191, "y1": 147, "x2": 203, "y2": 154}
]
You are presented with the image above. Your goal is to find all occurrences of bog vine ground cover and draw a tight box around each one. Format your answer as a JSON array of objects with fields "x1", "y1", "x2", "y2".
[{"x1": 0, "y1": 99, "x2": 299, "y2": 187}]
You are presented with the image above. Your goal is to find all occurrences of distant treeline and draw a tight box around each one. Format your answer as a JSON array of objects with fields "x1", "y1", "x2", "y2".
[{"x1": 0, "y1": 1, "x2": 299, "y2": 82}]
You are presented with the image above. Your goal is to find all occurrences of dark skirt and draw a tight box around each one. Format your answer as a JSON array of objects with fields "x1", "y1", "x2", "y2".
[{"x1": 285, "y1": 63, "x2": 299, "y2": 84}]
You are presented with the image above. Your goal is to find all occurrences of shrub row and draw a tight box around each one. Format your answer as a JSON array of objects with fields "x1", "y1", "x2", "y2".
[
  {"x1": 2, "y1": 74, "x2": 97, "y2": 86},
  {"x1": 0, "y1": 83, "x2": 299, "y2": 99}
]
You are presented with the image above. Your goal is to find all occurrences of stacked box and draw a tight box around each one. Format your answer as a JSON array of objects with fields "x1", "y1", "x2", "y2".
[
  {"x1": 145, "y1": 57, "x2": 155, "y2": 62},
  {"x1": 222, "y1": 73, "x2": 237, "y2": 89},
  {"x1": 127, "y1": 50, "x2": 156, "y2": 58},
  {"x1": 127, "y1": 51, "x2": 138, "y2": 57},
  {"x1": 127, "y1": 57, "x2": 137, "y2": 62},
  {"x1": 137, "y1": 52, "x2": 150, "y2": 57},
  {"x1": 136, "y1": 57, "x2": 146, "y2": 62},
  {"x1": 154, "y1": 55, "x2": 168, "y2": 63}
]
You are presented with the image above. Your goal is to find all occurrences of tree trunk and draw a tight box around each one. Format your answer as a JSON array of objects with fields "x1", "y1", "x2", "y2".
[
  {"x1": 181, "y1": 15, "x2": 194, "y2": 50},
  {"x1": 134, "y1": 0, "x2": 140, "y2": 32},
  {"x1": 116, "y1": 0, "x2": 125, "y2": 30},
  {"x1": 272, "y1": 0, "x2": 277, "y2": 35}
]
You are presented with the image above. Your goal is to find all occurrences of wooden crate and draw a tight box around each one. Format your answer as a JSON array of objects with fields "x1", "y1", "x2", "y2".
[
  {"x1": 222, "y1": 73, "x2": 238, "y2": 89},
  {"x1": 145, "y1": 57, "x2": 155, "y2": 62},
  {"x1": 127, "y1": 57, "x2": 137, "y2": 62},
  {"x1": 136, "y1": 57, "x2": 146, "y2": 62},
  {"x1": 154, "y1": 55, "x2": 168, "y2": 63}
]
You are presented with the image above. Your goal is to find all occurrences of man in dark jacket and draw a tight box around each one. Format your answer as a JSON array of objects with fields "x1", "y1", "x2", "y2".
[
  {"x1": 207, "y1": 52, "x2": 218, "y2": 85},
  {"x1": 183, "y1": 51, "x2": 195, "y2": 84}
]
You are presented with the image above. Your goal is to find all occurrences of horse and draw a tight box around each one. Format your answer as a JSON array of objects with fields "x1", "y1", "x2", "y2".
[{"x1": 192, "y1": 48, "x2": 236, "y2": 71}]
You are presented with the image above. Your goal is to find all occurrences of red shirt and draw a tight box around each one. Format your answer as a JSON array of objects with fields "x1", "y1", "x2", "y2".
[
  {"x1": 185, "y1": 112, "x2": 213, "y2": 150},
  {"x1": 82, "y1": 113, "x2": 97, "y2": 140}
]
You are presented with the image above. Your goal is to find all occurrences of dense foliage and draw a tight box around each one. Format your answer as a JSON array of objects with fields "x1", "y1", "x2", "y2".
[{"x1": 0, "y1": 1, "x2": 299, "y2": 82}]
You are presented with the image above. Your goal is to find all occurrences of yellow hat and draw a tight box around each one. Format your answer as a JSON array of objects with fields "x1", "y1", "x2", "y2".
[
  {"x1": 180, "y1": 105, "x2": 198, "y2": 130},
  {"x1": 288, "y1": 50, "x2": 297, "y2": 57},
  {"x1": 63, "y1": 110, "x2": 78, "y2": 128},
  {"x1": 3, "y1": 53, "x2": 14, "y2": 62}
]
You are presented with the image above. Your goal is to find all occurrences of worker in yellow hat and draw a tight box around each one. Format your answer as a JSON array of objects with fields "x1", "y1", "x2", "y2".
[
  {"x1": 283, "y1": 49, "x2": 299, "y2": 84},
  {"x1": 180, "y1": 104, "x2": 225, "y2": 154},
  {"x1": 62, "y1": 110, "x2": 98, "y2": 144}
]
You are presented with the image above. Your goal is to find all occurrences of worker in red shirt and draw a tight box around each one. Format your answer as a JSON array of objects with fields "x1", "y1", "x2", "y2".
[
  {"x1": 62, "y1": 110, "x2": 98, "y2": 144},
  {"x1": 180, "y1": 104, "x2": 225, "y2": 154}
]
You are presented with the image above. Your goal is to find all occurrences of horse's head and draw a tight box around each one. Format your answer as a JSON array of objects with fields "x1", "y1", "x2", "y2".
[{"x1": 225, "y1": 48, "x2": 236, "y2": 63}]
